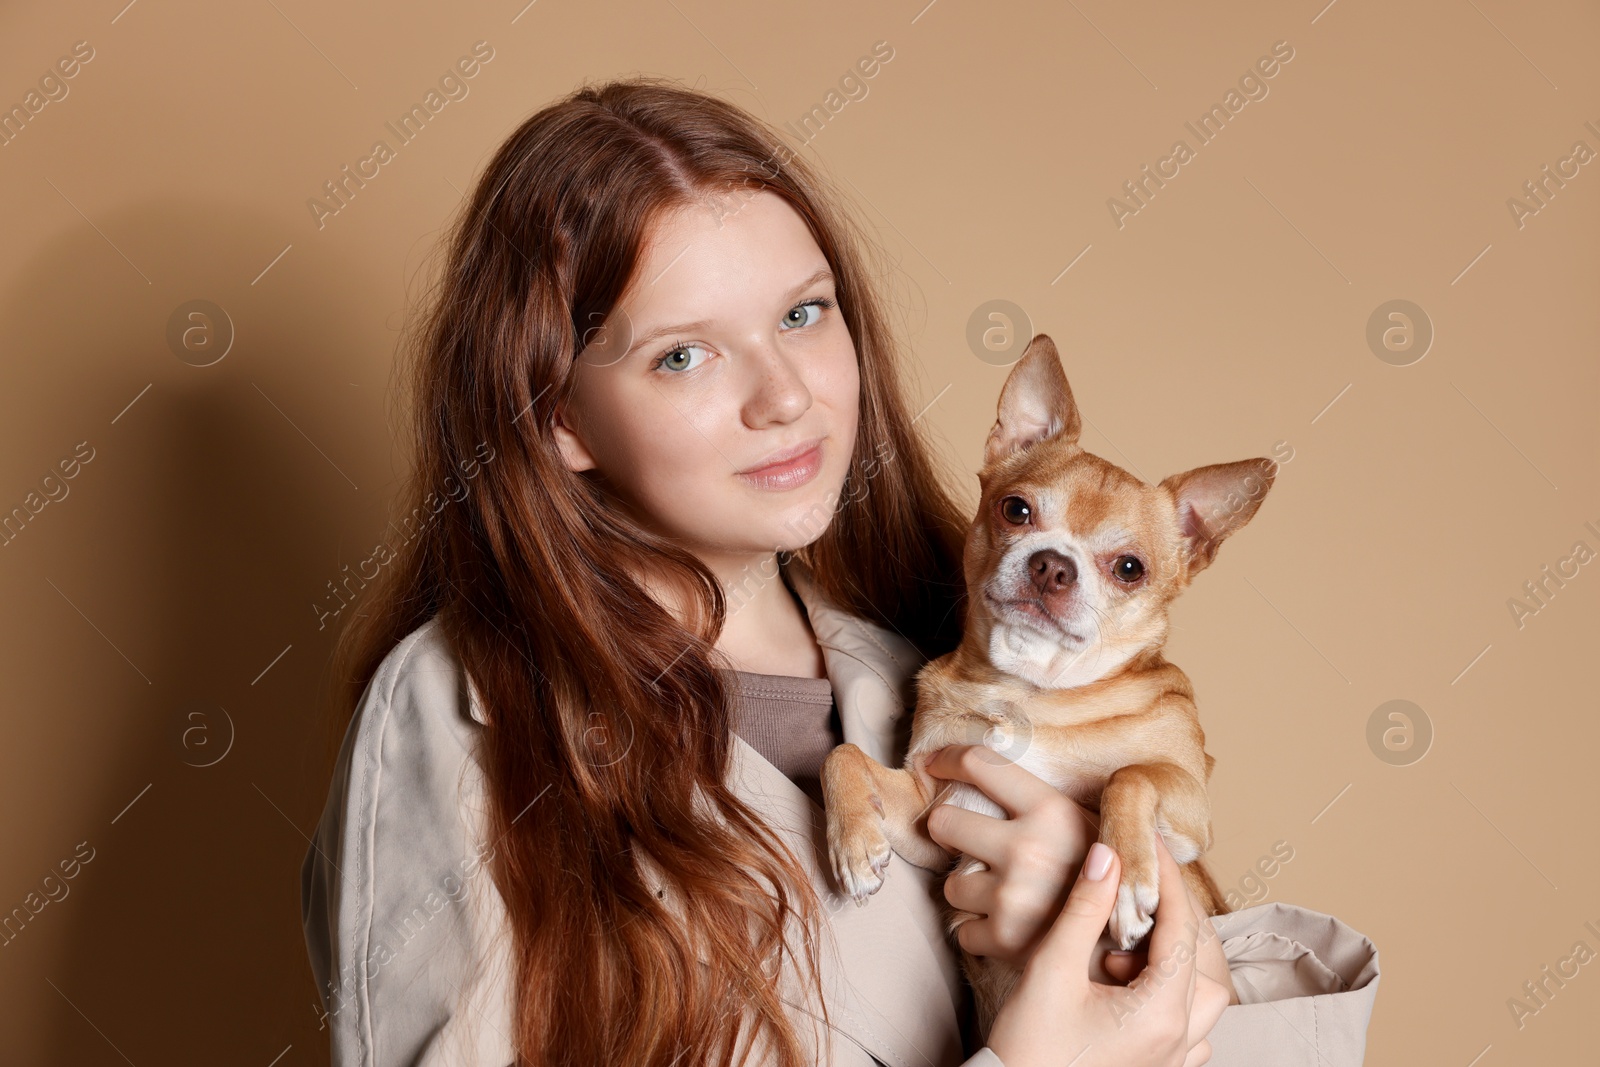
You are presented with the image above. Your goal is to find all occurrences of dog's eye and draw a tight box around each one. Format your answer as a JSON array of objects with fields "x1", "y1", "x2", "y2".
[
  {"x1": 1112, "y1": 556, "x2": 1145, "y2": 583},
  {"x1": 998, "y1": 496, "x2": 1032, "y2": 525}
]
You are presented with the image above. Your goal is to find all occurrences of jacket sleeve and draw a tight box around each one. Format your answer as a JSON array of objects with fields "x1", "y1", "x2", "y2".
[
  {"x1": 1204, "y1": 901, "x2": 1381, "y2": 1065},
  {"x1": 958, "y1": 903, "x2": 1379, "y2": 1067},
  {"x1": 299, "y1": 621, "x2": 518, "y2": 1067}
]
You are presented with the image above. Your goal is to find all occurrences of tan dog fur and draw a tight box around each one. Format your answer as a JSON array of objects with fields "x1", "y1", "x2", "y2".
[{"x1": 820, "y1": 333, "x2": 1275, "y2": 1036}]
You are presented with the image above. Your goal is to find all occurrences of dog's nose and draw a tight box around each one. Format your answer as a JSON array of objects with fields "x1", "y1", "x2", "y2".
[{"x1": 1028, "y1": 549, "x2": 1077, "y2": 595}]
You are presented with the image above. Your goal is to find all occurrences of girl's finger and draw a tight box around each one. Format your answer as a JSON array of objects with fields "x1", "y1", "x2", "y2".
[
  {"x1": 1187, "y1": 973, "x2": 1231, "y2": 1051},
  {"x1": 945, "y1": 869, "x2": 1052, "y2": 963},
  {"x1": 923, "y1": 743, "x2": 1074, "y2": 820},
  {"x1": 926, "y1": 799, "x2": 1013, "y2": 866},
  {"x1": 1168, "y1": 850, "x2": 1236, "y2": 1007},
  {"x1": 1128, "y1": 834, "x2": 1200, "y2": 1015},
  {"x1": 940, "y1": 865, "x2": 1000, "y2": 917},
  {"x1": 1102, "y1": 947, "x2": 1146, "y2": 985},
  {"x1": 1028, "y1": 841, "x2": 1121, "y2": 983},
  {"x1": 953, "y1": 913, "x2": 1007, "y2": 960},
  {"x1": 1169, "y1": 837, "x2": 1201, "y2": 1017}
]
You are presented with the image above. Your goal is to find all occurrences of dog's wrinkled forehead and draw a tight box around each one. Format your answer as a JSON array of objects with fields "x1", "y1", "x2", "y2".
[{"x1": 991, "y1": 447, "x2": 1174, "y2": 545}]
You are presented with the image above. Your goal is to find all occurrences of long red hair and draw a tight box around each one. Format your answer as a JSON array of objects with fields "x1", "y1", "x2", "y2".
[{"x1": 328, "y1": 75, "x2": 969, "y2": 1066}]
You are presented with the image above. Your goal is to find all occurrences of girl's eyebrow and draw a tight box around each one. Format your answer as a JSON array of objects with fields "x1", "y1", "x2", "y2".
[{"x1": 622, "y1": 267, "x2": 835, "y2": 358}]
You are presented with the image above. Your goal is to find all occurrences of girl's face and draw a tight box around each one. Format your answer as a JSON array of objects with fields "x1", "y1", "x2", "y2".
[{"x1": 554, "y1": 189, "x2": 860, "y2": 574}]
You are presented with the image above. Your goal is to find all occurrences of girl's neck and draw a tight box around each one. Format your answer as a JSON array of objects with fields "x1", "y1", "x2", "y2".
[
  {"x1": 636, "y1": 552, "x2": 828, "y2": 679},
  {"x1": 713, "y1": 561, "x2": 826, "y2": 678}
]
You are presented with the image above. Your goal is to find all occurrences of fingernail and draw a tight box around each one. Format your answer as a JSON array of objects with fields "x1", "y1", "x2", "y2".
[
  {"x1": 1084, "y1": 841, "x2": 1113, "y2": 881},
  {"x1": 1107, "y1": 949, "x2": 1134, "y2": 957}
]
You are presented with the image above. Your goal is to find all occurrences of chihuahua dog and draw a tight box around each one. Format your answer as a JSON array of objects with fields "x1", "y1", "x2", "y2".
[{"x1": 821, "y1": 333, "x2": 1275, "y2": 1034}]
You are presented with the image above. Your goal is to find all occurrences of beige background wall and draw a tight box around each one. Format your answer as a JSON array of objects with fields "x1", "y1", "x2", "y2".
[{"x1": 1, "y1": 0, "x2": 1595, "y2": 1063}]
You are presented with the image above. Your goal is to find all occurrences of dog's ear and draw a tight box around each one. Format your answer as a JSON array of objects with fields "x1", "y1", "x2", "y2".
[
  {"x1": 982, "y1": 334, "x2": 1082, "y2": 469},
  {"x1": 1159, "y1": 458, "x2": 1277, "y2": 580}
]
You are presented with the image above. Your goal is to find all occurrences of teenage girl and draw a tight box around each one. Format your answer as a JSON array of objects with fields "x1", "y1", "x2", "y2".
[{"x1": 302, "y1": 76, "x2": 1376, "y2": 1067}]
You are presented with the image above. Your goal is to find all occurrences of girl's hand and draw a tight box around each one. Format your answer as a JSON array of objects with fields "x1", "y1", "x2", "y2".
[
  {"x1": 1104, "y1": 899, "x2": 1239, "y2": 1007},
  {"x1": 923, "y1": 743, "x2": 1239, "y2": 1009},
  {"x1": 923, "y1": 743, "x2": 1094, "y2": 972},
  {"x1": 985, "y1": 835, "x2": 1232, "y2": 1067}
]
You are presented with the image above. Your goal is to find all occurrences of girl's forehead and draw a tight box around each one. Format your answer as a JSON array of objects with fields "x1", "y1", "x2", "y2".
[
  {"x1": 638, "y1": 188, "x2": 799, "y2": 266},
  {"x1": 618, "y1": 196, "x2": 827, "y2": 321}
]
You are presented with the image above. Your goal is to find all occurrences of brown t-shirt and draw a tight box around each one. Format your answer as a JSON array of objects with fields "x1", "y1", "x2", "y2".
[{"x1": 719, "y1": 668, "x2": 842, "y2": 808}]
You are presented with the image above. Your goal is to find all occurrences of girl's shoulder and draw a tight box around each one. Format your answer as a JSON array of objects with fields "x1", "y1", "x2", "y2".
[
  {"x1": 360, "y1": 616, "x2": 487, "y2": 728},
  {"x1": 316, "y1": 616, "x2": 491, "y2": 859},
  {"x1": 301, "y1": 615, "x2": 514, "y2": 1063}
]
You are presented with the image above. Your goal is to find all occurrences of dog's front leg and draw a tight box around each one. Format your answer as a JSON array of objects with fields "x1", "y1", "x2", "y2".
[
  {"x1": 1098, "y1": 762, "x2": 1212, "y2": 949},
  {"x1": 821, "y1": 744, "x2": 947, "y2": 903}
]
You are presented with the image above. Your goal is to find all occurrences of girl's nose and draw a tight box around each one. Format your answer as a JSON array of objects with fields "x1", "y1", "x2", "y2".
[{"x1": 740, "y1": 342, "x2": 813, "y2": 428}]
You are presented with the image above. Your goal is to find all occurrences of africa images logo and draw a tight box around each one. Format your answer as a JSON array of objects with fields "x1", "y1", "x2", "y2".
[
  {"x1": 312, "y1": 443, "x2": 495, "y2": 630},
  {"x1": 306, "y1": 41, "x2": 496, "y2": 231},
  {"x1": 1105, "y1": 40, "x2": 1296, "y2": 229}
]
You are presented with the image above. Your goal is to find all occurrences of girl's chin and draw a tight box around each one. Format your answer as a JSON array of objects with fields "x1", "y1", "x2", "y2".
[{"x1": 677, "y1": 484, "x2": 844, "y2": 555}]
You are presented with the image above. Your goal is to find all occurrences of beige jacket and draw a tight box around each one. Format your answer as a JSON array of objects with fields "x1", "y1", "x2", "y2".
[{"x1": 301, "y1": 555, "x2": 1379, "y2": 1066}]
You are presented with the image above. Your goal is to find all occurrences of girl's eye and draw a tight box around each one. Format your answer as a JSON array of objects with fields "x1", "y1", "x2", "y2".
[
  {"x1": 653, "y1": 297, "x2": 835, "y2": 374},
  {"x1": 781, "y1": 297, "x2": 835, "y2": 330},
  {"x1": 653, "y1": 342, "x2": 711, "y2": 374}
]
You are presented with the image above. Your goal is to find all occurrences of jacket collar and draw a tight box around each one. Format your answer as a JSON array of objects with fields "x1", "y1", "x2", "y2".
[
  {"x1": 727, "y1": 554, "x2": 965, "y2": 1067},
  {"x1": 777, "y1": 554, "x2": 926, "y2": 767}
]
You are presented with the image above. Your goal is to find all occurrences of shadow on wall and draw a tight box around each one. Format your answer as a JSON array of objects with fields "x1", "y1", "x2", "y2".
[{"x1": 0, "y1": 196, "x2": 406, "y2": 1066}]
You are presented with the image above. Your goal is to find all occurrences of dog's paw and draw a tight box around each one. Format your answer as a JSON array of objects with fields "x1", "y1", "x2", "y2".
[
  {"x1": 828, "y1": 814, "x2": 892, "y2": 904},
  {"x1": 1108, "y1": 874, "x2": 1159, "y2": 950},
  {"x1": 1098, "y1": 821, "x2": 1160, "y2": 949}
]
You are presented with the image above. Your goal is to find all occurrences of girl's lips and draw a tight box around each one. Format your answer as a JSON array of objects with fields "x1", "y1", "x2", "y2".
[{"x1": 737, "y1": 440, "x2": 824, "y2": 491}]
